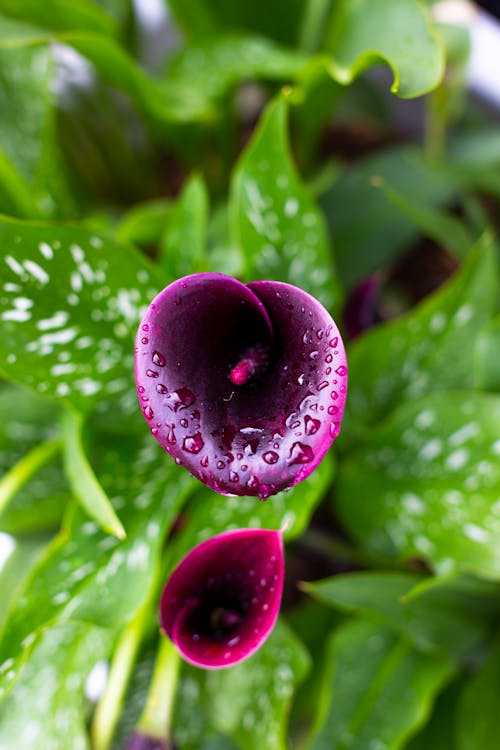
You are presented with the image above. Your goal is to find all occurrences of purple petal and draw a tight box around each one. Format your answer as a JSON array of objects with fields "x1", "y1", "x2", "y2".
[
  {"x1": 135, "y1": 273, "x2": 347, "y2": 497},
  {"x1": 159, "y1": 528, "x2": 284, "y2": 669},
  {"x1": 125, "y1": 733, "x2": 175, "y2": 750},
  {"x1": 343, "y1": 275, "x2": 382, "y2": 339}
]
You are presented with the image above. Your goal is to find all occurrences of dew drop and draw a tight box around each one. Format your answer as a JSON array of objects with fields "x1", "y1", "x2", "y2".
[
  {"x1": 258, "y1": 484, "x2": 271, "y2": 500},
  {"x1": 325, "y1": 367, "x2": 332, "y2": 375},
  {"x1": 180, "y1": 418, "x2": 188, "y2": 428},
  {"x1": 175, "y1": 457, "x2": 181, "y2": 465},
  {"x1": 316, "y1": 329, "x2": 324, "y2": 340},
  {"x1": 229, "y1": 470, "x2": 239, "y2": 483},
  {"x1": 156, "y1": 383, "x2": 168, "y2": 394},
  {"x1": 329, "y1": 337, "x2": 338, "y2": 348},
  {"x1": 166, "y1": 425, "x2": 177, "y2": 445},
  {"x1": 328, "y1": 405, "x2": 338, "y2": 415},
  {"x1": 138, "y1": 385, "x2": 145, "y2": 394},
  {"x1": 263, "y1": 450, "x2": 279, "y2": 465},
  {"x1": 141, "y1": 337, "x2": 148, "y2": 344},
  {"x1": 142, "y1": 324, "x2": 149, "y2": 332},
  {"x1": 309, "y1": 350, "x2": 319, "y2": 360},
  {"x1": 289, "y1": 442, "x2": 314, "y2": 465},
  {"x1": 297, "y1": 373, "x2": 305, "y2": 385},
  {"x1": 246, "y1": 475, "x2": 260, "y2": 490},
  {"x1": 331, "y1": 390, "x2": 339, "y2": 400},
  {"x1": 304, "y1": 416, "x2": 321, "y2": 435},
  {"x1": 336, "y1": 365, "x2": 347, "y2": 376},
  {"x1": 241, "y1": 464, "x2": 248, "y2": 472},
  {"x1": 183, "y1": 433, "x2": 204, "y2": 454},
  {"x1": 146, "y1": 368, "x2": 159, "y2": 378},
  {"x1": 201, "y1": 455, "x2": 209, "y2": 467},
  {"x1": 151, "y1": 427, "x2": 158, "y2": 436},
  {"x1": 317, "y1": 381, "x2": 329, "y2": 391},
  {"x1": 152, "y1": 350, "x2": 166, "y2": 367},
  {"x1": 166, "y1": 387, "x2": 195, "y2": 411},
  {"x1": 325, "y1": 353, "x2": 333, "y2": 363},
  {"x1": 191, "y1": 410, "x2": 200, "y2": 420},
  {"x1": 143, "y1": 405, "x2": 154, "y2": 420},
  {"x1": 217, "y1": 460, "x2": 225, "y2": 470}
]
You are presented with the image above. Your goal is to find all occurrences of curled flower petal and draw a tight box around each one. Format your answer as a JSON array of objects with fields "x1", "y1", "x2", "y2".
[
  {"x1": 125, "y1": 733, "x2": 174, "y2": 750},
  {"x1": 159, "y1": 528, "x2": 284, "y2": 669},
  {"x1": 135, "y1": 273, "x2": 347, "y2": 498}
]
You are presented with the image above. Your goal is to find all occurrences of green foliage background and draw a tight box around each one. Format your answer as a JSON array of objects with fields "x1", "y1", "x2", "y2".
[{"x1": 0, "y1": 1, "x2": 500, "y2": 748}]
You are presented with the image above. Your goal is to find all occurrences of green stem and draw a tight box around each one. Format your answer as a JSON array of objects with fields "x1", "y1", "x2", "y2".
[
  {"x1": 299, "y1": 0, "x2": 332, "y2": 52},
  {"x1": 0, "y1": 438, "x2": 61, "y2": 519},
  {"x1": 137, "y1": 637, "x2": 181, "y2": 741},
  {"x1": 91, "y1": 604, "x2": 150, "y2": 750}
]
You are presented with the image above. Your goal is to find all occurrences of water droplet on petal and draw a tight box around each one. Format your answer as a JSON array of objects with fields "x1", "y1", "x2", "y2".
[
  {"x1": 141, "y1": 337, "x2": 148, "y2": 344},
  {"x1": 183, "y1": 433, "x2": 204, "y2": 454},
  {"x1": 146, "y1": 369, "x2": 159, "y2": 378},
  {"x1": 142, "y1": 324, "x2": 149, "y2": 332},
  {"x1": 317, "y1": 381, "x2": 328, "y2": 391},
  {"x1": 263, "y1": 451, "x2": 279, "y2": 465},
  {"x1": 152, "y1": 350, "x2": 166, "y2": 367},
  {"x1": 329, "y1": 337, "x2": 338, "y2": 348},
  {"x1": 144, "y1": 405, "x2": 154, "y2": 420},
  {"x1": 138, "y1": 386, "x2": 145, "y2": 394},
  {"x1": 289, "y1": 442, "x2": 314, "y2": 465},
  {"x1": 309, "y1": 350, "x2": 319, "y2": 360},
  {"x1": 167, "y1": 388, "x2": 195, "y2": 411},
  {"x1": 246, "y1": 475, "x2": 260, "y2": 491},
  {"x1": 336, "y1": 365, "x2": 347, "y2": 376},
  {"x1": 229, "y1": 470, "x2": 239, "y2": 483},
  {"x1": 325, "y1": 353, "x2": 333, "y2": 363},
  {"x1": 217, "y1": 460, "x2": 225, "y2": 470},
  {"x1": 328, "y1": 405, "x2": 338, "y2": 415},
  {"x1": 201, "y1": 455, "x2": 209, "y2": 467},
  {"x1": 304, "y1": 416, "x2": 321, "y2": 435},
  {"x1": 156, "y1": 383, "x2": 168, "y2": 394}
]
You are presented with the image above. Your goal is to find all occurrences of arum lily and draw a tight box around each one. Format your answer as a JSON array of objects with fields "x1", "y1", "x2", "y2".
[
  {"x1": 159, "y1": 528, "x2": 284, "y2": 669},
  {"x1": 135, "y1": 273, "x2": 347, "y2": 498}
]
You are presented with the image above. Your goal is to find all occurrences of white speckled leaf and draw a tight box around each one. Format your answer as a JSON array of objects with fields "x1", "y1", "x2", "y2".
[
  {"x1": 347, "y1": 236, "x2": 497, "y2": 430},
  {"x1": 0, "y1": 433, "x2": 194, "y2": 702},
  {"x1": 0, "y1": 217, "x2": 163, "y2": 412},
  {"x1": 0, "y1": 621, "x2": 111, "y2": 750},
  {"x1": 230, "y1": 97, "x2": 341, "y2": 311},
  {"x1": 310, "y1": 619, "x2": 451, "y2": 750},
  {"x1": 336, "y1": 392, "x2": 500, "y2": 578},
  {"x1": 173, "y1": 620, "x2": 310, "y2": 750}
]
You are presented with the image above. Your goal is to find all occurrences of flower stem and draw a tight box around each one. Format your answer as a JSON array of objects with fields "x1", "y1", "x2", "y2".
[
  {"x1": 0, "y1": 438, "x2": 61, "y2": 519},
  {"x1": 137, "y1": 637, "x2": 181, "y2": 742},
  {"x1": 91, "y1": 604, "x2": 150, "y2": 750}
]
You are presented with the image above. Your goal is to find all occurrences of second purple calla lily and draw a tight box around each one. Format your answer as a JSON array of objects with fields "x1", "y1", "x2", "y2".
[
  {"x1": 135, "y1": 273, "x2": 347, "y2": 499},
  {"x1": 160, "y1": 528, "x2": 284, "y2": 669}
]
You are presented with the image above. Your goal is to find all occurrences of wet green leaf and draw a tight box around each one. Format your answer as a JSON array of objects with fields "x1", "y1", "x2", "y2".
[
  {"x1": 310, "y1": 619, "x2": 452, "y2": 750},
  {"x1": 474, "y1": 314, "x2": 500, "y2": 392},
  {"x1": 173, "y1": 620, "x2": 310, "y2": 750},
  {"x1": 0, "y1": 217, "x2": 163, "y2": 412},
  {"x1": 347, "y1": 236, "x2": 497, "y2": 429},
  {"x1": 0, "y1": 621, "x2": 111, "y2": 750},
  {"x1": 0, "y1": 432, "x2": 194, "y2": 701},
  {"x1": 231, "y1": 96, "x2": 341, "y2": 311},
  {"x1": 326, "y1": 0, "x2": 445, "y2": 98},
  {"x1": 336, "y1": 392, "x2": 500, "y2": 578}
]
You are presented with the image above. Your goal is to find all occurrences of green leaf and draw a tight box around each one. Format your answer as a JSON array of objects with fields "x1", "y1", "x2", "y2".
[
  {"x1": 404, "y1": 682, "x2": 460, "y2": 750},
  {"x1": 310, "y1": 619, "x2": 452, "y2": 750},
  {"x1": 115, "y1": 198, "x2": 172, "y2": 247},
  {"x1": 455, "y1": 638, "x2": 500, "y2": 750},
  {"x1": 0, "y1": 0, "x2": 116, "y2": 35},
  {"x1": 0, "y1": 621, "x2": 112, "y2": 750},
  {"x1": 0, "y1": 217, "x2": 163, "y2": 412},
  {"x1": 326, "y1": 0, "x2": 445, "y2": 98},
  {"x1": 347, "y1": 236, "x2": 497, "y2": 429},
  {"x1": 306, "y1": 571, "x2": 492, "y2": 658},
  {"x1": 159, "y1": 174, "x2": 208, "y2": 279},
  {"x1": 173, "y1": 620, "x2": 310, "y2": 750},
  {"x1": 336, "y1": 392, "x2": 500, "y2": 578},
  {"x1": 320, "y1": 146, "x2": 458, "y2": 287},
  {"x1": 167, "y1": 452, "x2": 335, "y2": 570},
  {"x1": 474, "y1": 314, "x2": 500, "y2": 392},
  {"x1": 62, "y1": 409, "x2": 125, "y2": 538},
  {"x1": 230, "y1": 96, "x2": 341, "y2": 311},
  {"x1": 0, "y1": 534, "x2": 49, "y2": 631},
  {"x1": 0, "y1": 432, "x2": 194, "y2": 701},
  {"x1": 0, "y1": 385, "x2": 67, "y2": 535},
  {"x1": 377, "y1": 179, "x2": 474, "y2": 260}
]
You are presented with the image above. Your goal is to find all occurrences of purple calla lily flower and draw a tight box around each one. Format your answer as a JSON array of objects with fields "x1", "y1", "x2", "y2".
[
  {"x1": 125, "y1": 733, "x2": 174, "y2": 750},
  {"x1": 159, "y1": 528, "x2": 284, "y2": 669},
  {"x1": 135, "y1": 273, "x2": 347, "y2": 499}
]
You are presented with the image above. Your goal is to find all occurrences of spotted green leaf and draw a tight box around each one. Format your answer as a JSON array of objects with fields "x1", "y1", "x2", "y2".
[
  {"x1": 0, "y1": 621, "x2": 111, "y2": 750},
  {"x1": 0, "y1": 432, "x2": 194, "y2": 701},
  {"x1": 326, "y1": 0, "x2": 445, "y2": 98},
  {"x1": 347, "y1": 236, "x2": 497, "y2": 430},
  {"x1": 0, "y1": 217, "x2": 163, "y2": 412},
  {"x1": 310, "y1": 619, "x2": 452, "y2": 750},
  {"x1": 230, "y1": 96, "x2": 341, "y2": 311},
  {"x1": 336, "y1": 392, "x2": 500, "y2": 578},
  {"x1": 173, "y1": 620, "x2": 310, "y2": 750},
  {"x1": 306, "y1": 571, "x2": 493, "y2": 658}
]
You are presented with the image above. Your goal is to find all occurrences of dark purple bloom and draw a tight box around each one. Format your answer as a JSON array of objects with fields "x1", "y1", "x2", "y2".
[
  {"x1": 125, "y1": 733, "x2": 175, "y2": 750},
  {"x1": 135, "y1": 273, "x2": 347, "y2": 499},
  {"x1": 159, "y1": 528, "x2": 284, "y2": 669},
  {"x1": 343, "y1": 275, "x2": 382, "y2": 339}
]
